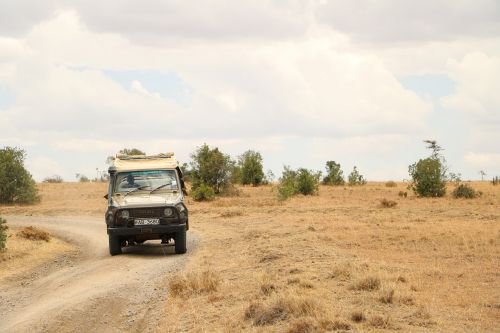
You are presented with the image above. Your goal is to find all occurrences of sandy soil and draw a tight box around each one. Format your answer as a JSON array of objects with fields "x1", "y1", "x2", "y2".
[{"x1": 0, "y1": 215, "x2": 198, "y2": 333}]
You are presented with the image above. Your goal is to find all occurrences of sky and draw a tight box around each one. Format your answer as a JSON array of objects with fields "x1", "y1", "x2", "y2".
[{"x1": 0, "y1": 0, "x2": 499, "y2": 182}]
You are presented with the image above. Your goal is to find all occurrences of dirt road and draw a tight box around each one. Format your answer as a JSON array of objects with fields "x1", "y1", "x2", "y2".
[{"x1": 0, "y1": 215, "x2": 197, "y2": 333}]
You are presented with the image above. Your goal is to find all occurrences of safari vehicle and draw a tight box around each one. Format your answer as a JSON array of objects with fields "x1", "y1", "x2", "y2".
[{"x1": 104, "y1": 153, "x2": 188, "y2": 256}]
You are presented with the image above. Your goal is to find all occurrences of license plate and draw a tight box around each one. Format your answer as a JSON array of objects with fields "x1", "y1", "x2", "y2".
[{"x1": 134, "y1": 218, "x2": 160, "y2": 226}]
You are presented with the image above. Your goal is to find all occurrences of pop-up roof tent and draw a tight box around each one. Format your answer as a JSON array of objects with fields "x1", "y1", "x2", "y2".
[{"x1": 109, "y1": 153, "x2": 179, "y2": 173}]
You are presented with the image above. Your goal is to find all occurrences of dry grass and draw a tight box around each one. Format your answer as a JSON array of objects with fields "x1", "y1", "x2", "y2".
[
  {"x1": 2, "y1": 182, "x2": 498, "y2": 332},
  {"x1": 16, "y1": 226, "x2": 51, "y2": 242},
  {"x1": 0, "y1": 227, "x2": 76, "y2": 281},
  {"x1": 350, "y1": 275, "x2": 381, "y2": 291},
  {"x1": 379, "y1": 198, "x2": 397, "y2": 208},
  {"x1": 244, "y1": 294, "x2": 320, "y2": 326},
  {"x1": 155, "y1": 181, "x2": 499, "y2": 332},
  {"x1": 385, "y1": 181, "x2": 397, "y2": 187},
  {"x1": 169, "y1": 270, "x2": 220, "y2": 298}
]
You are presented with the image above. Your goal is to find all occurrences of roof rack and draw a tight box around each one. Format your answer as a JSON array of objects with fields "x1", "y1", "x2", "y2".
[{"x1": 115, "y1": 152, "x2": 175, "y2": 160}]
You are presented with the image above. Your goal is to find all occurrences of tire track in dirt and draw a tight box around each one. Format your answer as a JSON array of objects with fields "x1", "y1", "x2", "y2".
[{"x1": 0, "y1": 215, "x2": 197, "y2": 333}]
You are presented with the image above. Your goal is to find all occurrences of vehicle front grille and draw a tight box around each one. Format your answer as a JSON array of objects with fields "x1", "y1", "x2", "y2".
[{"x1": 129, "y1": 208, "x2": 164, "y2": 218}]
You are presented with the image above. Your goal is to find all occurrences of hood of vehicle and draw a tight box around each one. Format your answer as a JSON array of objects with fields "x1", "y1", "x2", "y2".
[{"x1": 112, "y1": 192, "x2": 182, "y2": 208}]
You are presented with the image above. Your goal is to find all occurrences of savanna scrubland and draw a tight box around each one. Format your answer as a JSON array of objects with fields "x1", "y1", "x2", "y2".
[{"x1": 1, "y1": 181, "x2": 498, "y2": 332}]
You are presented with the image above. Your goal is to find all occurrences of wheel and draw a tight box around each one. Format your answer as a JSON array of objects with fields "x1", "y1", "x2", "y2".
[
  {"x1": 109, "y1": 235, "x2": 122, "y2": 256},
  {"x1": 174, "y1": 230, "x2": 187, "y2": 254}
]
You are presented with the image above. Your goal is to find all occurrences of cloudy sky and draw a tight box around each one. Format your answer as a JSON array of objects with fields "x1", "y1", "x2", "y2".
[{"x1": 1, "y1": 0, "x2": 499, "y2": 181}]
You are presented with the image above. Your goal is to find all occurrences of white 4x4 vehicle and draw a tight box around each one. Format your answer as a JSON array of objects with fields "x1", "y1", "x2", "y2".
[{"x1": 104, "y1": 153, "x2": 188, "y2": 256}]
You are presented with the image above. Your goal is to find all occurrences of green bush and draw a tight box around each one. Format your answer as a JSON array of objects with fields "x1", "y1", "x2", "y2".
[
  {"x1": 191, "y1": 183, "x2": 216, "y2": 201},
  {"x1": 190, "y1": 144, "x2": 234, "y2": 194},
  {"x1": 408, "y1": 158, "x2": 446, "y2": 197},
  {"x1": 348, "y1": 166, "x2": 367, "y2": 186},
  {"x1": 277, "y1": 166, "x2": 320, "y2": 200},
  {"x1": 0, "y1": 147, "x2": 39, "y2": 204},
  {"x1": 238, "y1": 150, "x2": 265, "y2": 186},
  {"x1": 0, "y1": 216, "x2": 7, "y2": 251},
  {"x1": 408, "y1": 141, "x2": 448, "y2": 197},
  {"x1": 323, "y1": 161, "x2": 345, "y2": 185},
  {"x1": 452, "y1": 184, "x2": 478, "y2": 199}
]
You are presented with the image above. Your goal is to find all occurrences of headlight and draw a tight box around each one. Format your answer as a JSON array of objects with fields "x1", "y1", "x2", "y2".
[
  {"x1": 120, "y1": 210, "x2": 129, "y2": 219},
  {"x1": 164, "y1": 207, "x2": 174, "y2": 217},
  {"x1": 175, "y1": 203, "x2": 187, "y2": 218}
]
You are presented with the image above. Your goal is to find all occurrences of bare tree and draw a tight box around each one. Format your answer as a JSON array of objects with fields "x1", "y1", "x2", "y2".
[{"x1": 479, "y1": 170, "x2": 487, "y2": 181}]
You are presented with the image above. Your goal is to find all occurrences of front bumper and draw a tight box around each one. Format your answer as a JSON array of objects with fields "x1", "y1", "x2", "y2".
[{"x1": 107, "y1": 223, "x2": 186, "y2": 236}]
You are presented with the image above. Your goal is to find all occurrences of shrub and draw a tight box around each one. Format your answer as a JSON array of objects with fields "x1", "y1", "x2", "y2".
[
  {"x1": 348, "y1": 166, "x2": 367, "y2": 186},
  {"x1": 277, "y1": 166, "x2": 320, "y2": 200},
  {"x1": 191, "y1": 183, "x2": 216, "y2": 201},
  {"x1": 452, "y1": 184, "x2": 478, "y2": 199},
  {"x1": 238, "y1": 150, "x2": 265, "y2": 186},
  {"x1": 17, "y1": 226, "x2": 51, "y2": 242},
  {"x1": 323, "y1": 160, "x2": 344, "y2": 185},
  {"x1": 492, "y1": 176, "x2": 499, "y2": 185},
  {"x1": 0, "y1": 216, "x2": 8, "y2": 251},
  {"x1": 409, "y1": 158, "x2": 446, "y2": 197},
  {"x1": 385, "y1": 181, "x2": 397, "y2": 187},
  {"x1": 43, "y1": 175, "x2": 63, "y2": 183},
  {"x1": 190, "y1": 144, "x2": 234, "y2": 194},
  {"x1": 0, "y1": 147, "x2": 39, "y2": 204},
  {"x1": 76, "y1": 174, "x2": 90, "y2": 183},
  {"x1": 408, "y1": 140, "x2": 447, "y2": 197}
]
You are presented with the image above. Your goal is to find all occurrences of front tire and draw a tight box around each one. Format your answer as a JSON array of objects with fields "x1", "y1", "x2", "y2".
[
  {"x1": 174, "y1": 230, "x2": 187, "y2": 254},
  {"x1": 109, "y1": 235, "x2": 122, "y2": 256}
]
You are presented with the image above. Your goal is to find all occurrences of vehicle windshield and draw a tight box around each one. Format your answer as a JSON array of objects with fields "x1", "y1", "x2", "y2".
[{"x1": 113, "y1": 170, "x2": 179, "y2": 194}]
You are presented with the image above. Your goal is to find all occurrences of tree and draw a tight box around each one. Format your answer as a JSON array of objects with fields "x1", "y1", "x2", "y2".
[
  {"x1": 238, "y1": 150, "x2": 265, "y2": 186},
  {"x1": 408, "y1": 140, "x2": 447, "y2": 197},
  {"x1": 323, "y1": 161, "x2": 345, "y2": 185},
  {"x1": 0, "y1": 147, "x2": 39, "y2": 204},
  {"x1": 348, "y1": 166, "x2": 367, "y2": 186},
  {"x1": 479, "y1": 170, "x2": 486, "y2": 181},
  {"x1": 190, "y1": 144, "x2": 234, "y2": 194}
]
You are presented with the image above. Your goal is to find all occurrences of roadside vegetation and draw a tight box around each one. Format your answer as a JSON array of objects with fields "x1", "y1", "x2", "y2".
[
  {"x1": 0, "y1": 216, "x2": 7, "y2": 251},
  {"x1": 0, "y1": 147, "x2": 39, "y2": 204}
]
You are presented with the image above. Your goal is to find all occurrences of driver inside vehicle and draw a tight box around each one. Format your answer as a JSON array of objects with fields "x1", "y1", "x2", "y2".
[{"x1": 125, "y1": 174, "x2": 139, "y2": 188}]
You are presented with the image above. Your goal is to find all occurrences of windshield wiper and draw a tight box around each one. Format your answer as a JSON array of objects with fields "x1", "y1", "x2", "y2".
[
  {"x1": 124, "y1": 185, "x2": 150, "y2": 197},
  {"x1": 150, "y1": 184, "x2": 176, "y2": 194}
]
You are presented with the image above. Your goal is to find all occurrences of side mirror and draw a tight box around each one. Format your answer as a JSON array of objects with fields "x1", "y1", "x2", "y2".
[{"x1": 104, "y1": 193, "x2": 109, "y2": 200}]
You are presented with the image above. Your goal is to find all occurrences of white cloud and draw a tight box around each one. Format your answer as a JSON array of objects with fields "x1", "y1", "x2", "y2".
[
  {"x1": 464, "y1": 152, "x2": 500, "y2": 169},
  {"x1": 442, "y1": 52, "x2": 500, "y2": 125},
  {"x1": 316, "y1": 0, "x2": 500, "y2": 43}
]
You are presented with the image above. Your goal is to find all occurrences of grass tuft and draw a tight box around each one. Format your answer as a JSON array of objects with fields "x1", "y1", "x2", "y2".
[
  {"x1": 16, "y1": 226, "x2": 50, "y2": 242},
  {"x1": 379, "y1": 288, "x2": 395, "y2": 304},
  {"x1": 350, "y1": 276, "x2": 381, "y2": 291},
  {"x1": 169, "y1": 270, "x2": 220, "y2": 298},
  {"x1": 380, "y1": 198, "x2": 397, "y2": 208},
  {"x1": 350, "y1": 311, "x2": 365, "y2": 323}
]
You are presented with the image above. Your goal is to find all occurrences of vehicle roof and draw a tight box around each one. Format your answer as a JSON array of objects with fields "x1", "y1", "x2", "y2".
[{"x1": 110, "y1": 153, "x2": 178, "y2": 172}]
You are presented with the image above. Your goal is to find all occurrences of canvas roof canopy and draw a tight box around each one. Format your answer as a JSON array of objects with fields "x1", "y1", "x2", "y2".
[{"x1": 110, "y1": 153, "x2": 178, "y2": 172}]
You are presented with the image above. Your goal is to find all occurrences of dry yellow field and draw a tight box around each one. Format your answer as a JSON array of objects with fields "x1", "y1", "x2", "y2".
[{"x1": 1, "y1": 182, "x2": 499, "y2": 332}]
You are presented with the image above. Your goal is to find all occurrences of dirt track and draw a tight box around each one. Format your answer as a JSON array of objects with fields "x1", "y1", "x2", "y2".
[{"x1": 0, "y1": 215, "x2": 197, "y2": 333}]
